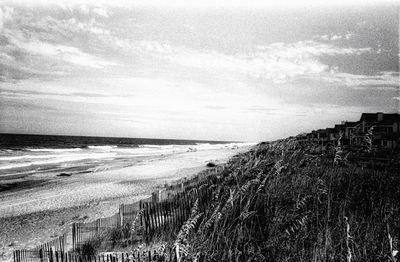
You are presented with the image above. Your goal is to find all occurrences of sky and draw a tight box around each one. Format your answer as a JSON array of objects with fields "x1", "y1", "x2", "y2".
[{"x1": 0, "y1": 0, "x2": 399, "y2": 141}]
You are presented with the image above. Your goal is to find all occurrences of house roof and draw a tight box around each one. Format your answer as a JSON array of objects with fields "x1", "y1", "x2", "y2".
[
  {"x1": 360, "y1": 113, "x2": 400, "y2": 124},
  {"x1": 300, "y1": 113, "x2": 400, "y2": 138},
  {"x1": 360, "y1": 113, "x2": 379, "y2": 122}
]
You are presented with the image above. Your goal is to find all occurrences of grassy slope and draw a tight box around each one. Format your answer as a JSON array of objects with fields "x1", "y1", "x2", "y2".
[{"x1": 175, "y1": 139, "x2": 400, "y2": 262}]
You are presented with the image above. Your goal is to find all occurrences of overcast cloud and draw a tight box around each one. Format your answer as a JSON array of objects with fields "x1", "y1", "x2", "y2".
[{"x1": 0, "y1": 0, "x2": 398, "y2": 141}]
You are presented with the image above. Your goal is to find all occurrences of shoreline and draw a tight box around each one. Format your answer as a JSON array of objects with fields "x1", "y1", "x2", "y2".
[{"x1": 0, "y1": 146, "x2": 251, "y2": 261}]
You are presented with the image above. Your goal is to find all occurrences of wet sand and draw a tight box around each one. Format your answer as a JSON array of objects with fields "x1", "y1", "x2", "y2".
[{"x1": 0, "y1": 146, "x2": 250, "y2": 261}]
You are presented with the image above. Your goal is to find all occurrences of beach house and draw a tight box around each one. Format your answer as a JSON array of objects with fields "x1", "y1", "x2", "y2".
[{"x1": 296, "y1": 112, "x2": 400, "y2": 149}]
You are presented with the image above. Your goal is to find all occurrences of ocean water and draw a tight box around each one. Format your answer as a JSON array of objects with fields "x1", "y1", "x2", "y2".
[{"x1": 0, "y1": 134, "x2": 247, "y2": 181}]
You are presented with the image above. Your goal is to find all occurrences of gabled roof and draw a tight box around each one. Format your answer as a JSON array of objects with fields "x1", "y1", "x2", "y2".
[
  {"x1": 360, "y1": 113, "x2": 379, "y2": 122},
  {"x1": 360, "y1": 113, "x2": 400, "y2": 125}
]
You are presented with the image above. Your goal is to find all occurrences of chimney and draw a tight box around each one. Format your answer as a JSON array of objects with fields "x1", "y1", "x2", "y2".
[{"x1": 377, "y1": 112, "x2": 384, "y2": 122}]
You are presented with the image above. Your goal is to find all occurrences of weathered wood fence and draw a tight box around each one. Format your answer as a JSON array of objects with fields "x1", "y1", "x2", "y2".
[
  {"x1": 13, "y1": 165, "x2": 226, "y2": 262},
  {"x1": 70, "y1": 174, "x2": 218, "y2": 249},
  {"x1": 140, "y1": 186, "x2": 212, "y2": 238},
  {"x1": 13, "y1": 234, "x2": 67, "y2": 262},
  {"x1": 72, "y1": 212, "x2": 122, "y2": 250},
  {"x1": 14, "y1": 249, "x2": 175, "y2": 262}
]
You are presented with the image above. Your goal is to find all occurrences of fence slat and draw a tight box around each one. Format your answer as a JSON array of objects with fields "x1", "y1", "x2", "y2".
[{"x1": 13, "y1": 177, "x2": 214, "y2": 262}]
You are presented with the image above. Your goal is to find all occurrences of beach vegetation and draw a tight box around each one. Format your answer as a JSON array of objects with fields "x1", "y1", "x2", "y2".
[{"x1": 162, "y1": 138, "x2": 400, "y2": 261}]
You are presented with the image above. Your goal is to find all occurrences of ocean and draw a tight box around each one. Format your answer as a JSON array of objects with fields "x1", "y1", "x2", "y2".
[{"x1": 0, "y1": 133, "x2": 244, "y2": 183}]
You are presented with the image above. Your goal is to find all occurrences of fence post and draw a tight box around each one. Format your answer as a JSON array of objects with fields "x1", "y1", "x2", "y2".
[
  {"x1": 150, "y1": 203, "x2": 155, "y2": 235},
  {"x1": 152, "y1": 191, "x2": 158, "y2": 204},
  {"x1": 39, "y1": 249, "x2": 44, "y2": 262},
  {"x1": 154, "y1": 203, "x2": 160, "y2": 230},
  {"x1": 119, "y1": 204, "x2": 124, "y2": 227},
  {"x1": 72, "y1": 223, "x2": 76, "y2": 250},
  {"x1": 157, "y1": 202, "x2": 163, "y2": 228},
  {"x1": 148, "y1": 203, "x2": 152, "y2": 235},
  {"x1": 172, "y1": 199, "x2": 177, "y2": 226},
  {"x1": 139, "y1": 200, "x2": 143, "y2": 228},
  {"x1": 145, "y1": 203, "x2": 149, "y2": 235},
  {"x1": 177, "y1": 194, "x2": 182, "y2": 224},
  {"x1": 50, "y1": 248, "x2": 54, "y2": 262},
  {"x1": 163, "y1": 201, "x2": 167, "y2": 228}
]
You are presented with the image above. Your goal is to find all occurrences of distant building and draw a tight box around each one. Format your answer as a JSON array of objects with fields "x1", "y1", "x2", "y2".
[
  {"x1": 296, "y1": 112, "x2": 400, "y2": 149},
  {"x1": 343, "y1": 121, "x2": 359, "y2": 144},
  {"x1": 359, "y1": 112, "x2": 400, "y2": 148},
  {"x1": 326, "y1": 128, "x2": 336, "y2": 143}
]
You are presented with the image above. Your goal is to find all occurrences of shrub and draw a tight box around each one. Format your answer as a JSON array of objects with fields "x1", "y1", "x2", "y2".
[
  {"x1": 77, "y1": 234, "x2": 105, "y2": 257},
  {"x1": 206, "y1": 162, "x2": 216, "y2": 167}
]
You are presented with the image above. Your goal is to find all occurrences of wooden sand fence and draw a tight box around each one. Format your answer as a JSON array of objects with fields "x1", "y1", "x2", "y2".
[
  {"x1": 72, "y1": 212, "x2": 123, "y2": 250},
  {"x1": 13, "y1": 233, "x2": 67, "y2": 262},
  {"x1": 13, "y1": 183, "x2": 212, "y2": 262},
  {"x1": 70, "y1": 166, "x2": 224, "y2": 248},
  {"x1": 13, "y1": 165, "x2": 226, "y2": 262},
  {"x1": 14, "y1": 249, "x2": 176, "y2": 262},
  {"x1": 70, "y1": 184, "x2": 210, "y2": 248},
  {"x1": 139, "y1": 183, "x2": 214, "y2": 239},
  {"x1": 69, "y1": 179, "x2": 215, "y2": 251}
]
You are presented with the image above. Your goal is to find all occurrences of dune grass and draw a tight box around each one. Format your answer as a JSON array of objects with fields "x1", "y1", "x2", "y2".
[
  {"x1": 76, "y1": 138, "x2": 400, "y2": 261},
  {"x1": 171, "y1": 139, "x2": 400, "y2": 261}
]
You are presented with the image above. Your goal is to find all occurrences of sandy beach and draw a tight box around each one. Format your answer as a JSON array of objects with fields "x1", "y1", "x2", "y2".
[{"x1": 0, "y1": 146, "x2": 250, "y2": 261}]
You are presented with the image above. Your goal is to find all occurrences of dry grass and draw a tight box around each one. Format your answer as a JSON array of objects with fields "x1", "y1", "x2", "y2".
[
  {"x1": 168, "y1": 138, "x2": 400, "y2": 261},
  {"x1": 77, "y1": 210, "x2": 146, "y2": 256},
  {"x1": 80, "y1": 138, "x2": 400, "y2": 261}
]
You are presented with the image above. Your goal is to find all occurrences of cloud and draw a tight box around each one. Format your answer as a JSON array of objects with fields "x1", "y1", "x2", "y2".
[
  {"x1": 243, "y1": 106, "x2": 278, "y2": 113},
  {"x1": 330, "y1": 34, "x2": 342, "y2": 40},
  {"x1": 315, "y1": 33, "x2": 355, "y2": 41},
  {"x1": 13, "y1": 38, "x2": 116, "y2": 68},
  {"x1": 204, "y1": 105, "x2": 227, "y2": 110},
  {"x1": 5, "y1": 0, "x2": 399, "y2": 9},
  {"x1": 123, "y1": 40, "x2": 373, "y2": 84},
  {"x1": 0, "y1": 6, "x2": 14, "y2": 29},
  {"x1": 345, "y1": 33, "x2": 354, "y2": 40},
  {"x1": 92, "y1": 7, "x2": 109, "y2": 17},
  {"x1": 0, "y1": 88, "x2": 115, "y2": 98},
  {"x1": 312, "y1": 71, "x2": 399, "y2": 90},
  {"x1": 0, "y1": 10, "x2": 117, "y2": 82},
  {"x1": 0, "y1": 8, "x2": 3, "y2": 29},
  {"x1": 0, "y1": 3, "x2": 383, "y2": 87}
]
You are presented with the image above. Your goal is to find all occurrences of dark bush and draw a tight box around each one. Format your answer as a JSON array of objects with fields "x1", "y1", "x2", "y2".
[{"x1": 206, "y1": 162, "x2": 216, "y2": 167}]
